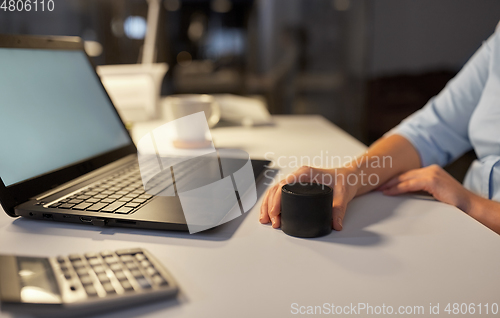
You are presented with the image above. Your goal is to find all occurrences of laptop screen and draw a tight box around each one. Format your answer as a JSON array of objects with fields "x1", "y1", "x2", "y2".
[{"x1": 0, "y1": 48, "x2": 131, "y2": 187}]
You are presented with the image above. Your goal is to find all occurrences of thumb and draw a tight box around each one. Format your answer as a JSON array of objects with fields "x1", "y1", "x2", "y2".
[{"x1": 332, "y1": 185, "x2": 347, "y2": 231}]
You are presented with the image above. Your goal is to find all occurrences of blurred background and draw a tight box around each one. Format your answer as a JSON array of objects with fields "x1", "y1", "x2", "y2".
[{"x1": 2, "y1": 0, "x2": 500, "y2": 180}]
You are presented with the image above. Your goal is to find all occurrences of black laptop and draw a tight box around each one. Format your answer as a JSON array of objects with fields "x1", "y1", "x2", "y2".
[{"x1": 0, "y1": 34, "x2": 269, "y2": 231}]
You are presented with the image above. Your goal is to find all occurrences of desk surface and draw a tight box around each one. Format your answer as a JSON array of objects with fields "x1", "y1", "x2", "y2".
[{"x1": 1, "y1": 116, "x2": 500, "y2": 317}]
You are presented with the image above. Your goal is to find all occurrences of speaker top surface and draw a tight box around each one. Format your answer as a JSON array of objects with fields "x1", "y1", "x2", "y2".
[{"x1": 282, "y1": 183, "x2": 332, "y2": 196}]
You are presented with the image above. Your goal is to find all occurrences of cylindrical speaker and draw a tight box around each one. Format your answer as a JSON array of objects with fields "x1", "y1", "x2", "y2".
[{"x1": 281, "y1": 183, "x2": 333, "y2": 238}]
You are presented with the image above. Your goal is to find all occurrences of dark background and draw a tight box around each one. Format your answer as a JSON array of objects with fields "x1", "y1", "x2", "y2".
[{"x1": 2, "y1": 0, "x2": 500, "y2": 180}]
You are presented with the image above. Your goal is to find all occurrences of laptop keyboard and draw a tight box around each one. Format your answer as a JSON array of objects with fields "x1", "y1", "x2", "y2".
[{"x1": 45, "y1": 164, "x2": 154, "y2": 214}]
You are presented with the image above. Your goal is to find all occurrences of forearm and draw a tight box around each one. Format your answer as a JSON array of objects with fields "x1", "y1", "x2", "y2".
[
  {"x1": 467, "y1": 194, "x2": 500, "y2": 234},
  {"x1": 345, "y1": 134, "x2": 421, "y2": 196}
]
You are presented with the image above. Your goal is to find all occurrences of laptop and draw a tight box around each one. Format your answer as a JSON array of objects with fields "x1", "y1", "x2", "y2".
[{"x1": 0, "y1": 34, "x2": 270, "y2": 231}]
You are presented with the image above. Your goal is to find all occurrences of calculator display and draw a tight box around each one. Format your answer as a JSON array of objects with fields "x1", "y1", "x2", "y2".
[{"x1": 17, "y1": 257, "x2": 61, "y2": 304}]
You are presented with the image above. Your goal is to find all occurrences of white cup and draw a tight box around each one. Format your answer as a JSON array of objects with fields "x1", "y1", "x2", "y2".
[{"x1": 163, "y1": 94, "x2": 221, "y2": 148}]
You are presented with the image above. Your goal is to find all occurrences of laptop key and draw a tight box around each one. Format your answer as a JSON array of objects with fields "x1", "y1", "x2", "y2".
[
  {"x1": 100, "y1": 198, "x2": 115, "y2": 203},
  {"x1": 68, "y1": 199, "x2": 84, "y2": 205},
  {"x1": 73, "y1": 203, "x2": 93, "y2": 210},
  {"x1": 85, "y1": 198, "x2": 100, "y2": 203},
  {"x1": 48, "y1": 202, "x2": 61, "y2": 208},
  {"x1": 125, "y1": 202, "x2": 140, "y2": 208},
  {"x1": 102, "y1": 202, "x2": 125, "y2": 212},
  {"x1": 77, "y1": 195, "x2": 91, "y2": 200},
  {"x1": 87, "y1": 203, "x2": 109, "y2": 212},
  {"x1": 115, "y1": 207, "x2": 133, "y2": 214},
  {"x1": 94, "y1": 194, "x2": 107, "y2": 199},
  {"x1": 59, "y1": 203, "x2": 76, "y2": 209}
]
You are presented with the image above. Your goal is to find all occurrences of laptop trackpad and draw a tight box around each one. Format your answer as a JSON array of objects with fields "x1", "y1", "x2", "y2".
[{"x1": 134, "y1": 196, "x2": 187, "y2": 224}]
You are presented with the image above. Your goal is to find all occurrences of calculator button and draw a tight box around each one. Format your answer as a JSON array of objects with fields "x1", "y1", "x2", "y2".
[
  {"x1": 97, "y1": 273, "x2": 110, "y2": 283},
  {"x1": 110, "y1": 264, "x2": 122, "y2": 272},
  {"x1": 80, "y1": 276, "x2": 93, "y2": 285},
  {"x1": 104, "y1": 256, "x2": 117, "y2": 264},
  {"x1": 135, "y1": 254, "x2": 146, "y2": 261},
  {"x1": 140, "y1": 260, "x2": 151, "y2": 268},
  {"x1": 85, "y1": 285, "x2": 98, "y2": 297},
  {"x1": 146, "y1": 267, "x2": 157, "y2": 276},
  {"x1": 126, "y1": 262, "x2": 138, "y2": 270},
  {"x1": 72, "y1": 260, "x2": 85, "y2": 268},
  {"x1": 131, "y1": 269, "x2": 142, "y2": 278},
  {"x1": 114, "y1": 271, "x2": 127, "y2": 281},
  {"x1": 88, "y1": 258, "x2": 101, "y2": 266},
  {"x1": 93, "y1": 266, "x2": 105, "y2": 273},
  {"x1": 120, "y1": 280, "x2": 134, "y2": 291},
  {"x1": 85, "y1": 253, "x2": 98, "y2": 259},
  {"x1": 100, "y1": 251, "x2": 113, "y2": 258},
  {"x1": 120, "y1": 255, "x2": 134, "y2": 263},
  {"x1": 102, "y1": 282, "x2": 115, "y2": 294},
  {"x1": 60, "y1": 265, "x2": 68, "y2": 271},
  {"x1": 136, "y1": 277, "x2": 151, "y2": 289},
  {"x1": 57, "y1": 256, "x2": 66, "y2": 263},
  {"x1": 76, "y1": 268, "x2": 88, "y2": 276},
  {"x1": 152, "y1": 275, "x2": 168, "y2": 286},
  {"x1": 64, "y1": 272, "x2": 72, "y2": 280},
  {"x1": 69, "y1": 254, "x2": 81, "y2": 261}
]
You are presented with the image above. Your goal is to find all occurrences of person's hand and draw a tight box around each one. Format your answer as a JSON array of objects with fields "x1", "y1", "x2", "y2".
[
  {"x1": 378, "y1": 164, "x2": 473, "y2": 212},
  {"x1": 259, "y1": 166, "x2": 360, "y2": 231}
]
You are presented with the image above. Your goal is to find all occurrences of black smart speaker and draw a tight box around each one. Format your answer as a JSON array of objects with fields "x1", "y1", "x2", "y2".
[{"x1": 280, "y1": 183, "x2": 333, "y2": 238}]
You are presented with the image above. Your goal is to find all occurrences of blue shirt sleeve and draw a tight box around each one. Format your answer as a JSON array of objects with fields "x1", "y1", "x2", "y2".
[{"x1": 388, "y1": 32, "x2": 495, "y2": 167}]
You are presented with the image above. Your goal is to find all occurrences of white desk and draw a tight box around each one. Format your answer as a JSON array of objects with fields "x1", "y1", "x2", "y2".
[{"x1": 1, "y1": 115, "x2": 500, "y2": 317}]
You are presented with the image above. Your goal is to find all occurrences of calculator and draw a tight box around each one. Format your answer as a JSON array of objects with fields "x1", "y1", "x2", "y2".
[{"x1": 0, "y1": 248, "x2": 178, "y2": 317}]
